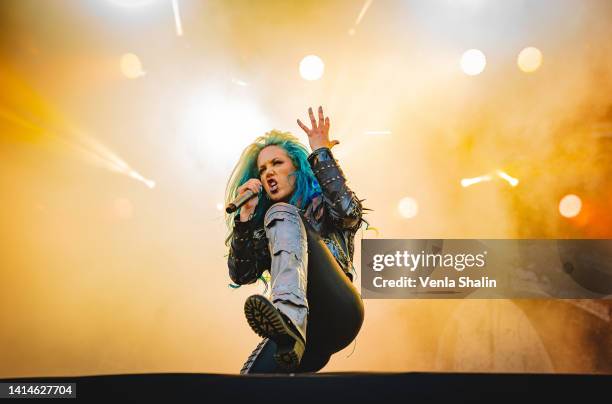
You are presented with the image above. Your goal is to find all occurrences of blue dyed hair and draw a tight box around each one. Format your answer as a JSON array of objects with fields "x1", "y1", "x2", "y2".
[{"x1": 224, "y1": 130, "x2": 322, "y2": 246}]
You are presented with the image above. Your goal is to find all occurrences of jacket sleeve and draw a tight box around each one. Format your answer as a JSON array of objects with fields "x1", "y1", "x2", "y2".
[
  {"x1": 227, "y1": 216, "x2": 264, "y2": 285},
  {"x1": 308, "y1": 147, "x2": 363, "y2": 231}
]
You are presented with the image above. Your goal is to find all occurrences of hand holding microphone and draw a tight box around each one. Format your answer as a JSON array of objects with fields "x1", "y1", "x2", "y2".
[{"x1": 227, "y1": 179, "x2": 262, "y2": 221}]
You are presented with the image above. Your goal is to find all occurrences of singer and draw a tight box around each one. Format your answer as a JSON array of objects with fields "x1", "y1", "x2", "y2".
[{"x1": 224, "y1": 106, "x2": 367, "y2": 374}]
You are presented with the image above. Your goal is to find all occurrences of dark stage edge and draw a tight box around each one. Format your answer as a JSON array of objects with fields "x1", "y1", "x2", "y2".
[{"x1": 1, "y1": 372, "x2": 609, "y2": 402}]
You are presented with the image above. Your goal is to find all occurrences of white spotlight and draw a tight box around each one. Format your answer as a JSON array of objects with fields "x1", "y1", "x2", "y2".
[
  {"x1": 559, "y1": 194, "x2": 582, "y2": 218},
  {"x1": 517, "y1": 46, "x2": 543, "y2": 73},
  {"x1": 460, "y1": 49, "x2": 487, "y2": 76},
  {"x1": 299, "y1": 55, "x2": 325, "y2": 81},
  {"x1": 120, "y1": 53, "x2": 146, "y2": 79},
  {"x1": 398, "y1": 197, "x2": 419, "y2": 219},
  {"x1": 181, "y1": 89, "x2": 271, "y2": 175}
]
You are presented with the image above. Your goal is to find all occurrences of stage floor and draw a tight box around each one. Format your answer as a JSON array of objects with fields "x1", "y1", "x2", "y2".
[{"x1": 1, "y1": 372, "x2": 609, "y2": 401}]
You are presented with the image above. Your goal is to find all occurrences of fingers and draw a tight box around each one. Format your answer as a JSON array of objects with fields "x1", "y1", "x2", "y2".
[
  {"x1": 318, "y1": 106, "x2": 324, "y2": 128},
  {"x1": 297, "y1": 119, "x2": 310, "y2": 135},
  {"x1": 308, "y1": 107, "x2": 317, "y2": 128},
  {"x1": 249, "y1": 179, "x2": 262, "y2": 194},
  {"x1": 324, "y1": 116, "x2": 330, "y2": 132},
  {"x1": 238, "y1": 179, "x2": 262, "y2": 195},
  {"x1": 330, "y1": 139, "x2": 340, "y2": 148},
  {"x1": 302, "y1": 106, "x2": 329, "y2": 133}
]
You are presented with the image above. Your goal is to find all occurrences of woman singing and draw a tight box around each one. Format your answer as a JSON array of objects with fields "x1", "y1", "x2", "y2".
[{"x1": 225, "y1": 106, "x2": 366, "y2": 374}]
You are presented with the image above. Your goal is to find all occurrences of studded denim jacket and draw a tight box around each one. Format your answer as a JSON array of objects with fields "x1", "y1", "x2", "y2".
[{"x1": 228, "y1": 147, "x2": 364, "y2": 285}]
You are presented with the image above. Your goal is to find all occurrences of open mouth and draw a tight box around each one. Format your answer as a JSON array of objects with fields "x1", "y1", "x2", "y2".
[{"x1": 267, "y1": 178, "x2": 279, "y2": 194}]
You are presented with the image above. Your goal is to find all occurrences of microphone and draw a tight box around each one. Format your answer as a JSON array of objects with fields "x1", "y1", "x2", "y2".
[{"x1": 226, "y1": 189, "x2": 258, "y2": 214}]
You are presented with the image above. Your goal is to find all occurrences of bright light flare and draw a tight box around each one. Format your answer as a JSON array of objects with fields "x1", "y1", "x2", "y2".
[
  {"x1": 349, "y1": 0, "x2": 373, "y2": 35},
  {"x1": 559, "y1": 194, "x2": 582, "y2": 218},
  {"x1": 461, "y1": 174, "x2": 492, "y2": 188},
  {"x1": 68, "y1": 132, "x2": 155, "y2": 189},
  {"x1": 120, "y1": 53, "x2": 145, "y2": 79},
  {"x1": 181, "y1": 90, "x2": 271, "y2": 174},
  {"x1": 517, "y1": 46, "x2": 543, "y2": 73},
  {"x1": 231, "y1": 78, "x2": 248, "y2": 87},
  {"x1": 460, "y1": 49, "x2": 487, "y2": 76},
  {"x1": 129, "y1": 171, "x2": 155, "y2": 188},
  {"x1": 0, "y1": 67, "x2": 154, "y2": 190},
  {"x1": 299, "y1": 55, "x2": 325, "y2": 81},
  {"x1": 462, "y1": 171, "x2": 519, "y2": 188},
  {"x1": 496, "y1": 170, "x2": 519, "y2": 187},
  {"x1": 398, "y1": 197, "x2": 419, "y2": 219},
  {"x1": 355, "y1": 0, "x2": 373, "y2": 26},
  {"x1": 171, "y1": 0, "x2": 183, "y2": 37}
]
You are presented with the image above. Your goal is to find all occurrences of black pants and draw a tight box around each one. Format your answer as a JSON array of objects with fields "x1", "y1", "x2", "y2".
[{"x1": 243, "y1": 226, "x2": 364, "y2": 373}]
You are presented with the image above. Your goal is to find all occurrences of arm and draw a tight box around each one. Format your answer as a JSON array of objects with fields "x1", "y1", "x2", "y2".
[
  {"x1": 227, "y1": 179, "x2": 267, "y2": 285},
  {"x1": 227, "y1": 216, "x2": 261, "y2": 285},
  {"x1": 309, "y1": 147, "x2": 363, "y2": 230},
  {"x1": 298, "y1": 106, "x2": 363, "y2": 230}
]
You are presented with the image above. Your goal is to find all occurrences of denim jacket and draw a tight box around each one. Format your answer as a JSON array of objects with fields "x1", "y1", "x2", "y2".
[{"x1": 228, "y1": 147, "x2": 364, "y2": 285}]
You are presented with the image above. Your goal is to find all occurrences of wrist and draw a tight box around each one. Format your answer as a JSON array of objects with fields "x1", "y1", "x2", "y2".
[
  {"x1": 310, "y1": 144, "x2": 330, "y2": 153},
  {"x1": 239, "y1": 210, "x2": 254, "y2": 222}
]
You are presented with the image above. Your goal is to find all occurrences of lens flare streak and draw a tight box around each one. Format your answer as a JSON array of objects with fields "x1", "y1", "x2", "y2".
[
  {"x1": 496, "y1": 170, "x2": 519, "y2": 187},
  {"x1": 171, "y1": 0, "x2": 183, "y2": 37},
  {"x1": 461, "y1": 170, "x2": 519, "y2": 188},
  {"x1": 461, "y1": 174, "x2": 493, "y2": 188}
]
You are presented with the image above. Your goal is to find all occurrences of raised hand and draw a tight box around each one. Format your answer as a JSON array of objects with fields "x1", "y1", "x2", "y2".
[{"x1": 297, "y1": 106, "x2": 340, "y2": 152}]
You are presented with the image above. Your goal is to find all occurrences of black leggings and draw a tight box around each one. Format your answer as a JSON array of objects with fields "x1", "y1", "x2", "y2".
[{"x1": 244, "y1": 226, "x2": 364, "y2": 373}]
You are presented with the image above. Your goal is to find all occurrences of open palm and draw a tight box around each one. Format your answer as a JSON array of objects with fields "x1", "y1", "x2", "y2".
[{"x1": 297, "y1": 106, "x2": 340, "y2": 152}]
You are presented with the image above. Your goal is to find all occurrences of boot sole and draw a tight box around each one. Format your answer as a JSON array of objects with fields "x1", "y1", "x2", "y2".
[
  {"x1": 244, "y1": 295, "x2": 305, "y2": 371},
  {"x1": 240, "y1": 338, "x2": 269, "y2": 375}
]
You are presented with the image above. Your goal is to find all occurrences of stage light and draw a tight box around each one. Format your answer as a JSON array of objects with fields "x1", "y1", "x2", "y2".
[
  {"x1": 120, "y1": 53, "x2": 145, "y2": 79},
  {"x1": 398, "y1": 197, "x2": 419, "y2": 219},
  {"x1": 460, "y1": 49, "x2": 486, "y2": 76},
  {"x1": 347, "y1": 0, "x2": 372, "y2": 37},
  {"x1": 171, "y1": 0, "x2": 183, "y2": 36},
  {"x1": 128, "y1": 170, "x2": 155, "y2": 188},
  {"x1": 559, "y1": 194, "x2": 582, "y2": 218},
  {"x1": 180, "y1": 91, "x2": 271, "y2": 174},
  {"x1": 496, "y1": 170, "x2": 519, "y2": 187},
  {"x1": 517, "y1": 47, "x2": 542, "y2": 73},
  {"x1": 216, "y1": 203, "x2": 224, "y2": 211},
  {"x1": 355, "y1": 0, "x2": 373, "y2": 25},
  {"x1": 461, "y1": 174, "x2": 492, "y2": 188},
  {"x1": 299, "y1": 55, "x2": 325, "y2": 81}
]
